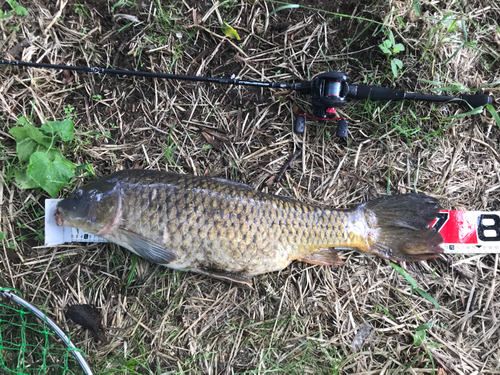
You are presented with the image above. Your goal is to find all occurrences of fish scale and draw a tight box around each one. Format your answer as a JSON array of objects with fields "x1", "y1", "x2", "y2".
[{"x1": 54, "y1": 170, "x2": 444, "y2": 285}]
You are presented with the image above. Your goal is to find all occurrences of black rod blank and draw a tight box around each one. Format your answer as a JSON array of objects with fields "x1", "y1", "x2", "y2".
[{"x1": 0, "y1": 59, "x2": 297, "y2": 90}]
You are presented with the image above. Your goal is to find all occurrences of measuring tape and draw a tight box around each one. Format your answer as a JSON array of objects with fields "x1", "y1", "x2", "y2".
[{"x1": 44, "y1": 200, "x2": 500, "y2": 254}]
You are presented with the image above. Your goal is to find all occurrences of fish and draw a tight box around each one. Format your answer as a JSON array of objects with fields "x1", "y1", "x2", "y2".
[{"x1": 54, "y1": 170, "x2": 444, "y2": 285}]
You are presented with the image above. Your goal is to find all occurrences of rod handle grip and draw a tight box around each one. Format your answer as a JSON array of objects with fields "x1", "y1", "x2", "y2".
[
  {"x1": 354, "y1": 85, "x2": 405, "y2": 101},
  {"x1": 459, "y1": 94, "x2": 493, "y2": 108}
]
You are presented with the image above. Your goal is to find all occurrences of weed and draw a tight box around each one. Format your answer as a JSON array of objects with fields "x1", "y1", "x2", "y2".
[
  {"x1": 221, "y1": 22, "x2": 240, "y2": 40},
  {"x1": 390, "y1": 262, "x2": 440, "y2": 309},
  {"x1": 63, "y1": 104, "x2": 77, "y2": 120},
  {"x1": 378, "y1": 29, "x2": 405, "y2": 78},
  {"x1": 201, "y1": 144, "x2": 213, "y2": 150},
  {"x1": 111, "y1": 1, "x2": 137, "y2": 12},
  {"x1": 268, "y1": 4, "x2": 300, "y2": 17},
  {"x1": 162, "y1": 126, "x2": 179, "y2": 167},
  {"x1": 0, "y1": 0, "x2": 28, "y2": 19},
  {"x1": 74, "y1": 1, "x2": 89, "y2": 17},
  {"x1": 403, "y1": 321, "x2": 441, "y2": 374},
  {"x1": 34, "y1": 229, "x2": 44, "y2": 242},
  {"x1": 9, "y1": 117, "x2": 75, "y2": 195},
  {"x1": 8, "y1": 117, "x2": 77, "y2": 197}
]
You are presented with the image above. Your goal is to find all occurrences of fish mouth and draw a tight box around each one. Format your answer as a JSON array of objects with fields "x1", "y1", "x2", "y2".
[{"x1": 54, "y1": 207, "x2": 65, "y2": 226}]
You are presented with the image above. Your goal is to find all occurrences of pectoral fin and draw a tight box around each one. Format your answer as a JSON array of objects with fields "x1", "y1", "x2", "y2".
[
  {"x1": 297, "y1": 248, "x2": 344, "y2": 266},
  {"x1": 195, "y1": 268, "x2": 253, "y2": 286},
  {"x1": 121, "y1": 231, "x2": 176, "y2": 265}
]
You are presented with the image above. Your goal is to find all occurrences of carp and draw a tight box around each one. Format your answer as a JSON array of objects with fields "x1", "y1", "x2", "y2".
[{"x1": 54, "y1": 170, "x2": 443, "y2": 285}]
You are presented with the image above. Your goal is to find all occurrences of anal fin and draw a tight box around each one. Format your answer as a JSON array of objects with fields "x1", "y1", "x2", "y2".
[
  {"x1": 195, "y1": 268, "x2": 253, "y2": 286},
  {"x1": 297, "y1": 248, "x2": 344, "y2": 266}
]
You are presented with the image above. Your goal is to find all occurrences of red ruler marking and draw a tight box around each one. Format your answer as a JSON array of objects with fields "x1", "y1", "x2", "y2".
[{"x1": 433, "y1": 211, "x2": 500, "y2": 254}]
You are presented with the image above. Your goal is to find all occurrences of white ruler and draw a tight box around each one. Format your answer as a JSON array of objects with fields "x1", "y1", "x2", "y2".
[{"x1": 45, "y1": 199, "x2": 107, "y2": 246}]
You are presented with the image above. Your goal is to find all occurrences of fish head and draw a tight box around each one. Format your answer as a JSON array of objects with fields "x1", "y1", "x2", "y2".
[{"x1": 54, "y1": 177, "x2": 121, "y2": 235}]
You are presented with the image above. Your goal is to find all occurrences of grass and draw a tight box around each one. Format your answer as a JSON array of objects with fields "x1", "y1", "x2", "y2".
[{"x1": 0, "y1": 0, "x2": 499, "y2": 374}]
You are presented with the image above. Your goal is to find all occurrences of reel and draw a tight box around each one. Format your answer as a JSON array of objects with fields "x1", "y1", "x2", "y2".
[
  {"x1": 295, "y1": 72, "x2": 351, "y2": 137},
  {"x1": 293, "y1": 71, "x2": 493, "y2": 138}
]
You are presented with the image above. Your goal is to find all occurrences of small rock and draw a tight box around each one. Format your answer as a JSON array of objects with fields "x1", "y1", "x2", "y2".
[
  {"x1": 66, "y1": 304, "x2": 107, "y2": 343},
  {"x1": 351, "y1": 322, "x2": 373, "y2": 351}
]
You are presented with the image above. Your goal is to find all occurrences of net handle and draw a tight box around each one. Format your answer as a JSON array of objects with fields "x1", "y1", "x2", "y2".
[{"x1": 0, "y1": 288, "x2": 94, "y2": 375}]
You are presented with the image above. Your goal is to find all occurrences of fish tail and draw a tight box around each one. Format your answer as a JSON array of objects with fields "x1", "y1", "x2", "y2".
[{"x1": 358, "y1": 194, "x2": 444, "y2": 261}]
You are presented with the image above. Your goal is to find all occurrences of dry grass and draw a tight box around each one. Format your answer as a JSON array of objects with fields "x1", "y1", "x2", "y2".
[{"x1": 1, "y1": 0, "x2": 500, "y2": 374}]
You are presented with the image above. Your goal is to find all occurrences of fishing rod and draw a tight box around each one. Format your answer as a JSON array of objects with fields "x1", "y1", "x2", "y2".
[{"x1": 0, "y1": 59, "x2": 493, "y2": 137}]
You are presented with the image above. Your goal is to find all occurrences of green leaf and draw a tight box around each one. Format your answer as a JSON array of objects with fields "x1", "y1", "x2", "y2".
[
  {"x1": 393, "y1": 43, "x2": 405, "y2": 53},
  {"x1": 444, "y1": 41, "x2": 464, "y2": 65},
  {"x1": 413, "y1": 0, "x2": 421, "y2": 15},
  {"x1": 375, "y1": 304, "x2": 395, "y2": 320},
  {"x1": 41, "y1": 119, "x2": 74, "y2": 141},
  {"x1": 416, "y1": 321, "x2": 434, "y2": 331},
  {"x1": 5, "y1": 0, "x2": 26, "y2": 16},
  {"x1": 391, "y1": 58, "x2": 403, "y2": 77},
  {"x1": 428, "y1": 86, "x2": 469, "y2": 92},
  {"x1": 416, "y1": 288, "x2": 440, "y2": 309},
  {"x1": 413, "y1": 321, "x2": 434, "y2": 346},
  {"x1": 0, "y1": 232, "x2": 5, "y2": 241},
  {"x1": 413, "y1": 330, "x2": 425, "y2": 346},
  {"x1": 268, "y1": 4, "x2": 300, "y2": 17},
  {"x1": 426, "y1": 342, "x2": 441, "y2": 348},
  {"x1": 461, "y1": 19, "x2": 467, "y2": 43},
  {"x1": 26, "y1": 152, "x2": 76, "y2": 198},
  {"x1": 14, "y1": 5, "x2": 27, "y2": 15},
  {"x1": 17, "y1": 116, "x2": 30, "y2": 125},
  {"x1": 14, "y1": 169, "x2": 39, "y2": 189},
  {"x1": 443, "y1": 106, "x2": 483, "y2": 121},
  {"x1": 390, "y1": 59, "x2": 399, "y2": 77},
  {"x1": 390, "y1": 262, "x2": 418, "y2": 291},
  {"x1": 221, "y1": 22, "x2": 240, "y2": 40},
  {"x1": 388, "y1": 30, "x2": 396, "y2": 46},
  {"x1": 111, "y1": 1, "x2": 127, "y2": 12},
  {"x1": 486, "y1": 104, "x2": 500, "y2": 128},
  {"x1": 379, "y1": 41, "x2": 391, "y2": 55},
  {"x1": 9, "y1": 123, "x2": 53, "y2": 162}
]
